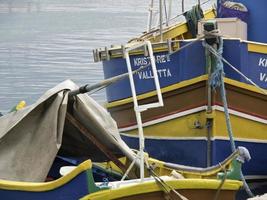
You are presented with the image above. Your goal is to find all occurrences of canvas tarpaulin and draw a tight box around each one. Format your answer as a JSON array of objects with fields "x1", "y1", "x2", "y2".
[{"x1": 0, "y1": 80, "x2": 136, "y2": 182}]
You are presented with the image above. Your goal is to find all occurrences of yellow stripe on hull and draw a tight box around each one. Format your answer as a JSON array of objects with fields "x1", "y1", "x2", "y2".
[
  {"x1": 147, "y1": 9, "x2": 216, "y2": 43},
  {"x1": 106, "y1": 75, "x2": 209, "y2": 108},
  {"x1": 81, "y1": 179, "x2": 241, "y2": 200},
  {"x1": 123, "y1": 110, "x2": 207, "y2": 138},
  {"x1": 122, "y1": 109, "x2": 267, "y2": 141},
  {"x1": 213, "y1": 110, "x2": 267, "y2": 140},
  {"x1": 248, "y1": 41, "x2": 267, "y2": 54},
  {"x1": 107, "y1": 75, "x2": 267, "y2": 109},
  {"x1": 0, "y1": 160, "x2": 92, "y2": 192}
]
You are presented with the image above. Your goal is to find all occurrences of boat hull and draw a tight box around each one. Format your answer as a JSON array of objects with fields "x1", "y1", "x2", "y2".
[
  {"x1": 85, "y1": 189, "x2": 235, "y2": 200},
  {"x1": 0, "y1": 173, "x2": 89, "y2": 200},
  {"x1": 103, "y1": 39, "x2": 267, "y2": 102},
  {"x1": 0, "y1": 160, "x2": 103, "y2": 200},
  {"x1": 121, "y1": 134, "x2": 267, "y2": 178},
  {"x1": 106, "y1": 76, "x2": 267, "y2": 178},
  {"x1": 81, "y1": 179, "x2": 242, "y2": 200}
]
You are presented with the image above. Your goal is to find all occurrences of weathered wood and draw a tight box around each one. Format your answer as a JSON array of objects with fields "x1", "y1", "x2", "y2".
[{"x1": 65, "y1": 112, "x2": 131, "y2": 176}]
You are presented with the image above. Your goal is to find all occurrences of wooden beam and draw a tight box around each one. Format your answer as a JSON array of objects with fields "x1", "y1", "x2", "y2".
[{"x1": 65, "y1": 112, "x2": 132, "y2": 176}]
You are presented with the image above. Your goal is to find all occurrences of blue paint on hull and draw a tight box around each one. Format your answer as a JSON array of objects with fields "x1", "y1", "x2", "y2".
[
  {"x1": 103, "y1": 40, "x2": 267, "y2": 102},
  {"x1": 121, "y1": 134, "x2": 267, "y2": 176},
  {"x1": 103, "y1": 40, "x2": 206, "y2": 102},
  {"x1": 121, "y1": 135, "x2": 208, "y2": 167},
  {"x1": 212, "y1": 140, "x2": 267, "y2": 176},
  {"x1": 0, "y1": 172, "x2": 89, "y2": 200}
]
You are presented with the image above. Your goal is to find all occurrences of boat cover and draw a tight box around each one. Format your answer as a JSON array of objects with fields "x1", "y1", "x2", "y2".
[{"x1": 0, "y1": 80, "x2": 136, "y2": 182}]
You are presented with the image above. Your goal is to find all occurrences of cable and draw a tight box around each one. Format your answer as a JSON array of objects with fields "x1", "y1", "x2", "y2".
[{"x1": 203, "y1": 38, "x2": 254, "y2": 197}]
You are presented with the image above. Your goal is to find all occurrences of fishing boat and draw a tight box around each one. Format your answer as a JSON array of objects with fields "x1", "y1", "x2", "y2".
[
  {"x1": 93, "y1": 0, "x2": 267, "y2": 185},
  {"x1": 0, "y1": 80, "x2": 246, "y2": 199},
  {"x1": 0, "y1": 80, "x2": 133, "y2": 199},
  {"x1": 81, "y1": 178, "x2": 241, "y2": 200}
]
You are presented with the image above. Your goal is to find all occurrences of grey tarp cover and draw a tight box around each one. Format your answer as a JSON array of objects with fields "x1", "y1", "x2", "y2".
[{"x1": 0, "y1": 80, "x2": 136, "y2": 182}]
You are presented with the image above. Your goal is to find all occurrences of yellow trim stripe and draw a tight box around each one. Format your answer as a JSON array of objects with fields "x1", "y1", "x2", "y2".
[
  {"x1": 214, "y1": 111, "x2": 267, "y2": 140},
  {"x1": 109, "y1": 43, "x2": 179, "y2": 59},
  {"x1": 248, "y1": 42, "x2": 267, "y2": 54},
  {"x1": 106, "y1": 75, "x2": 267, "y2": 109},
  {"x1": 148, "y1": 9, "x2": 216, "y2": 42},
  {"x1": 0, "y1": 160, "x2": 92, "y2": 192},
  {"x1": 81, "y1": 179, "x2": 242, "y2": 200},
  {"x1": 106, "y1": 75, "x2": 208, "y2": 108},
  {"x1": 223, "y1": 77, "x2": 267, "y2": 94},
  {"x1": 106, "y1": 9, "x2": 215, "y2": 59},
  {"x1": 122, "y1": 109, "x2": 267, "y2": 141}
]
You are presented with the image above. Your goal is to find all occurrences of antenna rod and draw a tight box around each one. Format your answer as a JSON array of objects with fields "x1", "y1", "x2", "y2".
[
  {"x1": 167, "y1": 0, "x2": 172, "y2": 24},
  {"x1": 159, "y1": 0, "x2": 163, "y2": 42},
  {"x1": 147, "y1": 0, "x2": 154, "y2": 32}
]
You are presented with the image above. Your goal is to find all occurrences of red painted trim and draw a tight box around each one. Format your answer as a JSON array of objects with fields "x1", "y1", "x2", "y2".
[
  {"x1": 214, "y1": 102, "x2": 267, "y2": 121},
  {"x1": 118, "y1": 102, "x2": 267, "y2": 128},
  {"x1": 119, "y1": 102, "x2": 207, "y2": 128}
]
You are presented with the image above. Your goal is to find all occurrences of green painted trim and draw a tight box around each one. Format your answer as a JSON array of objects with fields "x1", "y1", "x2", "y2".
[
  {"x1": 217, "y1": 159, "x2": 242, "y2": 181},
  {"x1": 86, "y1": 168, "x2": 110, "y2": 194}
]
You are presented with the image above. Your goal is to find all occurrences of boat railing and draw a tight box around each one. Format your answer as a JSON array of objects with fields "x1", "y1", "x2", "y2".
[
  {"x1": 147, "y1": 0, "x2": 209, "y2": 34},
  {"x1": 182, "y1": 0, "x2": 201, "y2": 13}
]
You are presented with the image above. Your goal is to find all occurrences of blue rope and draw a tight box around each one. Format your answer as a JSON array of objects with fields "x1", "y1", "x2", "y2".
[
  {"x1": 203, "y1": 38, "x2": 254, "y2": 197},
  {"x1": 208, "y1": 38, "x2": 224, "y2": 91},
  {"x1": 203, "y1": 39, "x2": 236, "y2": 149}
]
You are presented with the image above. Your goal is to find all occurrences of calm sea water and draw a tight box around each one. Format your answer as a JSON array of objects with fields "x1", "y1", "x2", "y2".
[{"x1": 0, "y1": 0, "x2": 213, "y2": 113}]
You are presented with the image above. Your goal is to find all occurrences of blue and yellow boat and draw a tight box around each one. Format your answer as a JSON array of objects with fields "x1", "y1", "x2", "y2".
[
  {"x1": 0, "y1": 80, "x2": 245, "y2": 199},
  {"x1": 0, "y1": 160, "x2": 107, "y2": 200},
  {"x1": 94, "y1": 0, "x2": 267, "y2": 182}
]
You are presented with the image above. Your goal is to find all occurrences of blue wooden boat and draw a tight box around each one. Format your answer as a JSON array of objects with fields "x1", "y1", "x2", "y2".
[
  {"x1": 0, "y1": 80, "x2": 247, "y2": 199},
  {"x1": 0, "y1": 160, "x2": 106, "y2": 200},
  {"x1": 93, "y1": 0, "x2": 267, "y2": 183},
  {"x1": 0, "y1": 80, "x2": 138, "y2": 199}
]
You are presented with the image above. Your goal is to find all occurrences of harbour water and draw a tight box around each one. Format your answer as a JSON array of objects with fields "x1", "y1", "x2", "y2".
[{"x1": 0, "y1": 0, "x2": 211, "y2": 113}]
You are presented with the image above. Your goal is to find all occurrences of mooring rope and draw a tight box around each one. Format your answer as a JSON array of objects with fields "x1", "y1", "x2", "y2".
[
  {"x1": 201, "y1": 29, "x2": 267, "y2": 96},
  {"x1": 213, "y1": 163, "x2": 227, "y2": 200},
  {"x1": 142, "y1": 157, "x2": 189, "y2": 200},
  {"x1": 203, "y1": 38, "x2": 254, "y2": 197},
  {"x1": 77, "y1": 34, "x2": 207, "y2": 96},
  {"x1": 84, "y1": 28, "x2": 265, "y2": 198}
]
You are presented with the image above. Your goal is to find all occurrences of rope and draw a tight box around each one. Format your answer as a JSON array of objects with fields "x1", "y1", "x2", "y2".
[
  {"x1": 88, "y1": 29, "x2": 263, "y2": 198},
  {"x1": 200, "y1": 28, "x2": 267, "y2": 96},
  {"x1": 76, "y1": 35, "x2": 208, "y2": 97},
  {"x1": 89, "y1": 31, "x2": 262, "y2": 198},
  {"x1": 140, "y1": 0, "x2": 212, "y2": 38},
  {"x1": 203, "y1": 43, "x2": 267, "y2": 96},
  {"x1": 203, "y1": 38, "x2": 236, "y2": 151},
  {"x1": 144, "y1": 158, "x2": 189, "y2": 200},
  {"x1": 213, "y1": 163, "x2": 227, "y2": 200},
  {"x1": 203, "y1": 38, "x2": 254, "y2": 197},
  {"x1": 167, "y1": 0, "x2": 210, "y2": 28},
  {"x1": 183, "y1": 4, "x2": 204, "y2": 38},
  {"x1": 148, "y1": 167, "x2": 189, "y2": 200}
]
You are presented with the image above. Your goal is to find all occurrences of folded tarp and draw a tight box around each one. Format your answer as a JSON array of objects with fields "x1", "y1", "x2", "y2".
[{"x1": 0, "y1": 80, "x2": 136, "y2": 182}]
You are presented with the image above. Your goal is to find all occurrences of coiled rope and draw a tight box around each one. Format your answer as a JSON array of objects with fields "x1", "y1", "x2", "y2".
[{"x1": 184, "y1": 4, "x2": 204, "y2": 38}]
